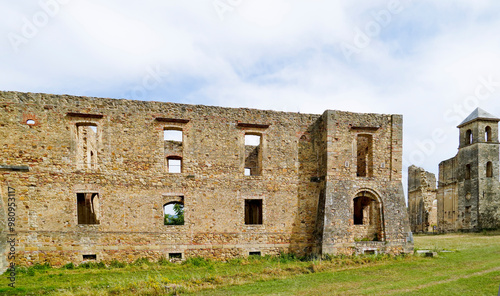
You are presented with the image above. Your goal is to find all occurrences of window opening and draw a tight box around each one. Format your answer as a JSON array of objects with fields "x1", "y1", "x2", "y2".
[
  {"x1": 357, "y1": 134, "x2": 373, "y2": 177},
  {"x1": 245, "y1": 199, "x2": 263, "y2": 225},
  {"x1": 485, "y1": 126, "x2": 492, "y2": 142},
  {"x1": 77, "y1": 193, "x2": 100, "y2": 225},
  {"x1": 244, "y1": 134, "x2": 262, "y2": 176},
  {"x1": 164, "y1": 201, "x2": 184, "y2": 225},
  {"x1": 486, "y1": 161, "x2": 493, "y2": 178},
  {"x1": 466, "y1": 129, "x2": 473, "y2": 145},
  {"x1": 82, "y1": 254, "x2": 97, "y2": 260},
  {"x1": 164, "y1": 130, "x2": 182, "y2": 142},
  {"x1": 169, "y1": 253, "x2": 182, "y2": 259},
  {"x1": 167, "y1": 156, "x2": 182, "y2": 173},
  {"x1": 77, "y1": 124, "x2": 98, "y2": 169},
  {"x1": 26, "y1": 119, "x2": 36, "y2": 125},
  {"x1": 353, "y1": 195, "x2": 372, "y2": 225},
  {"x1": 249, "y1": 251, "x2": 261, "y2": 256},
  {"x1": 164, "y1": 129, "x2": 183, "y2": 173},
  {"x1": 353, "y1": 191, "x2": 384, "y2": 242}
]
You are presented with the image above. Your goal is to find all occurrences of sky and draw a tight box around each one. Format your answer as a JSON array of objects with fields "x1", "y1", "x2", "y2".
[{"x1": 2, "y1": 0, "x2": 500, "y2": 197}]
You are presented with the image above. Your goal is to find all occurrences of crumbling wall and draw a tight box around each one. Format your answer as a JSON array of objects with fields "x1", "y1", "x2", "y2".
[
  {"x1": 408, "y1": 165, "x2": 437, "y2": 233},
  {"x1": 318, "y1": 112, "x2": 412, "y2": 255},
  {"x1": 437, "y1": 157, "x2": 459, "y2": 232},
  {"x1": 0, "y1": 91, "x2": 412, "y2": 266}
]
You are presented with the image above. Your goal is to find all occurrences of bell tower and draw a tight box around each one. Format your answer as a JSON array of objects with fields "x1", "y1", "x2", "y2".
[{"x1": 456, "y1": 108, "x2": 500, "y2": 230}]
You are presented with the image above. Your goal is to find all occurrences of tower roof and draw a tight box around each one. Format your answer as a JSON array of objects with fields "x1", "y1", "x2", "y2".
[{"x1": 458, "y1": 108, "x2": 500, "y2": 127}]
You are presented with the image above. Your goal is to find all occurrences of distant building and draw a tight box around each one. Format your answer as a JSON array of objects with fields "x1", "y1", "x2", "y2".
[
  {"x1": 407, "y1": 165, "x2": 437, "y2": 233},
  {"x1": 408, "y1": 108, "x2": 500, "y2": 233},
  {"x1": 438, "y1": 108, "x2": 500, "y2": 231}
]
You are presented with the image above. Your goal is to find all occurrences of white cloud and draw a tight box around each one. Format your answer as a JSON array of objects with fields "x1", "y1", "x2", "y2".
[{"x1": 2, "y1": 0, "x2": 500, "y2": 198}]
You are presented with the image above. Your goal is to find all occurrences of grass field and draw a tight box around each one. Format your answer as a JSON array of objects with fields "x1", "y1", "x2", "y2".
[{"x1": 1, "y1": 231, "x2": 500, "y2": 295}]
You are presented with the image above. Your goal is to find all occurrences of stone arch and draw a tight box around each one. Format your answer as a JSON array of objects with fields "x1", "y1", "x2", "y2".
[
  {"x1": 163, "y1": 196, "x2": 184, "y2": 226},
  {"x1": 485, "y1": 126, "x2": 492, "y2": 142},
  {"x1": 466, "y1": 129, "x2": 473, "y2": 145},
  {"x1": 352, "y1": 189, "x2": 385, "y2": 242}
]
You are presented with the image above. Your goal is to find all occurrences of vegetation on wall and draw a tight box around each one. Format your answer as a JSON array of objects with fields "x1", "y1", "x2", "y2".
[{"x1": 164, "y1": 203, "x2": 184, "y2": 225}]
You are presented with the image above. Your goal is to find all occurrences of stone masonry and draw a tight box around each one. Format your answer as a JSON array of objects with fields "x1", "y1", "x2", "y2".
[
  {"x1": 408, "y1": 108, "x2": 500, "y2": 233},
  {"x1": 437, "y1": 108, "x2": 500, "y2": 232},
  {"x1": 0, "y1": 91, "x2": 412, "y2": 269},
  {"x1": 407, "y1": 165, "x2": 437, "y2": 233}
]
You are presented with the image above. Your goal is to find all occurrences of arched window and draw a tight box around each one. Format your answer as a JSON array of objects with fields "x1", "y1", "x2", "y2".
[
  {"x1": 352, "y1": 191, "x2": 384, "y2": 241},
  {"x1": 163, "y1": 201, "x2": 184, "y2": 225},
  {"x1": 485, "y1": 126, "x2": 492, "y2": 142},
  {"x1": 466, "y1": 129, "x2": 473, "y2": 145},
  {"x1": 486, "y1": 161, "x2": 493, "y2": 178},
  {"x1": 353, "y1": 195, "x2": 372, "y2": 225}
]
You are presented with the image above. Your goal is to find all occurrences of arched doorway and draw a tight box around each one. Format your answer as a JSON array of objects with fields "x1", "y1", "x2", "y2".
[{"x1": 352, "y1": 190, "x2": 384, "y2": 241}]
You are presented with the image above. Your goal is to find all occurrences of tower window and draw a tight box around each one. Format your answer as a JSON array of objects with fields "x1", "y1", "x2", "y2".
[
  {"x1": 486, "y1": 161, "x2": 493, "y2": 178},
  {"x1": 466, "y1": 129, "x2": 473, "y2": 145},
  {"x1": 465, "y1": 164, "x2": 471, "y2": 180},
  {"x1": 485, "y1": 126, "x2": 492, "y2": 142}
]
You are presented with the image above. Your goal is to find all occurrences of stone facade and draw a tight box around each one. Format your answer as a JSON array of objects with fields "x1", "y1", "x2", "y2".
[
  {"x1": 437, "y1": 108, "x2": 500, "y2": 232},
  {"x1": 0, "y1": 91, "x2": 412, "y2": 269},
  {"x1": 407, "y1": 108, "x2": 500, "y2": 233},
  {"x1": 407, "y1": 165, "x2": 437, "y2": 233}
]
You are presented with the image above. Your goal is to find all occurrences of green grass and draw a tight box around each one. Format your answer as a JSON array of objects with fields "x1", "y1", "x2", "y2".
[{"x1": 1, "y1": 232, "x2": 500, "y2": 295}]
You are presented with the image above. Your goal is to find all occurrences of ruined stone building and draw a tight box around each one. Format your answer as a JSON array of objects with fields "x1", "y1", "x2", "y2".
[
  {"x1": 0, "y1": 91, "x2": 412, "y2": 269},
  {"x1": 408, "y1": 108, "x2": 500, "y2": 233},
  {"x1": 407, "y1": 165, "x2": 437, "y2": 233}
]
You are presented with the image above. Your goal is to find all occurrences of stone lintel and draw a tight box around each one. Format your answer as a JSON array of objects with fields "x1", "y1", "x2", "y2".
[
  {"x1": 350, "y1": 126, "x2": 380, "y2": 131},
  {"x1": 0, "y1": 165, "x2": 30, "y2": 172},
  {"x1": 155, "y1": 117, "x2": 190, "y2": 124},
  {"x1": 66, "y1": 112, "x2": 104, "y2": 119},
  {"x1": 236, "y1": 122, "x2": 270, "y2": 129}
]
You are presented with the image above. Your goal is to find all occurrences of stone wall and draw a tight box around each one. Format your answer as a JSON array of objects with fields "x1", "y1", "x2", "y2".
[
  {"x1": 408, "y1": 165, "x2": 437, "y2": 233},
  {"x1": 317, "y1": 111, "x2": 412, "y2": 255},
  {"x1": 0, "y1": 91, "x2": 412, "y2": 268},
  {"x1": 435, "y1": 110, "x2": 500, "y2": 232}
]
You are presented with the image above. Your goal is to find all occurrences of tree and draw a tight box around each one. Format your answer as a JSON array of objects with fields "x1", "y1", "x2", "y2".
[{"x1": 164, "y1": 203, "x2": 184, "y2": 225}]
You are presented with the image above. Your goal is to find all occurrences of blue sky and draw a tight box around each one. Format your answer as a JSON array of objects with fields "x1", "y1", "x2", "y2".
[{"x1": 2, "y1": 0, "x2": 500, "y2": 195}]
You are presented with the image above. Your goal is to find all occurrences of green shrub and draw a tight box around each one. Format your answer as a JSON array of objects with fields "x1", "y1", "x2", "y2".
[
  {"x1": 109, "y1": 260, "x2": 126, "y2": 268},
  {"x1": 157, "y1": 256, "x2": 171, "y2": 266},
  {"x1": 78, "y1": 262, "x2": 93, "y2": 269},
  {"x1": 33, "y1": 262, "x2": 51, "y2": 270},
  {"x1": 63, "y1": 262, "x2": 75, "y2": 269},
  {"x1": 183, "y1": 257, "x2": 212, "y2": 267},
  {"x1": 132, "y1": 257, "x2": 152, "y2": 266}
]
